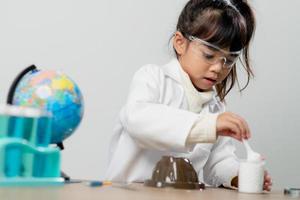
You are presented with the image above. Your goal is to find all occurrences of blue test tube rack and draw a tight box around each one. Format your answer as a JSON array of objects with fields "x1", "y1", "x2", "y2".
[{"x1": 0, "y1": 105, "x2": 64, "y2": 186}]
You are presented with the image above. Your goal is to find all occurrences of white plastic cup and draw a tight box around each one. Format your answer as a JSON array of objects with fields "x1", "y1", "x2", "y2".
[{"x1": 238, "y1": 160, "x2": 265, "y2": 193}]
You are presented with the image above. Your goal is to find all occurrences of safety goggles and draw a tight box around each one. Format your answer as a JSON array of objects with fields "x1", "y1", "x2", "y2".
[{"x1": 188, "y1": 35, "x2": 241, "y2": 69}]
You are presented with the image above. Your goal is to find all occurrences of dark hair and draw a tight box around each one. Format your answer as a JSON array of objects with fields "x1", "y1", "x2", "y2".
[{"x1": 175, "y1": 0, "x2": 256, "y2": 101}]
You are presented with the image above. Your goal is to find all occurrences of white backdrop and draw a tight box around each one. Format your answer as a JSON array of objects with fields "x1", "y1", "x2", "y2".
[{"x1": 0, "y1": 0, "x2": 299, "y2": 189}]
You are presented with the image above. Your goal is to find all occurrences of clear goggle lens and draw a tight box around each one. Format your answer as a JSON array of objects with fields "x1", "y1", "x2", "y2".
[{"x1": 188, "y1": 35, "x2": 241, "y2": 69}]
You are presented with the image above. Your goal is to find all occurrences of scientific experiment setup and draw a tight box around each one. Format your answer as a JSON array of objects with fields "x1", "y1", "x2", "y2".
[{"x1": 0, "y1": 66, "x2": 298, "y2": 199}]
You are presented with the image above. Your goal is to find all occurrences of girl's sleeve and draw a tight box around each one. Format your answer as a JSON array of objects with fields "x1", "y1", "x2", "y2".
[
  {"x1": 186, "y1": 112, "x2": 218, "y2": 144},
  {"x1": 203, "y1": 136, "x2": 239, "y2": 187},
  {"x1": 120, "y1": 65, "x2": 206, "y2": 152}
]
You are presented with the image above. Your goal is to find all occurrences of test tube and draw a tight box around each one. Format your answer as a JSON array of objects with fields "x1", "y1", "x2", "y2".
[
  {"x1": 0, "y1": 105, "x2": 10, "y2": 138},
  {"x1": 0, "y1": 105, "x2": 10, "y2": 177},
  {"x1": 19, "y1": 107, "x2": 43, "y2": 177},
  {"x1": 32, "y1": 111, "x2": 53, "y2": 177},
  {"x1": 5, "y1": 105, "x2": 27, "y2": 177}
]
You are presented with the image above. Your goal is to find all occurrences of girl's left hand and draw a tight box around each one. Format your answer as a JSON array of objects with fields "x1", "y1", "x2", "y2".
[{"x1": 264, "y1": 171, "x2": 272, "y2": 191}]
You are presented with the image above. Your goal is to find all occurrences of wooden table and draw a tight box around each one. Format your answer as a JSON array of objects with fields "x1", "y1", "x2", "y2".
[{"x1": 0, "y1": 183, "x2": 293, "y2": 200}]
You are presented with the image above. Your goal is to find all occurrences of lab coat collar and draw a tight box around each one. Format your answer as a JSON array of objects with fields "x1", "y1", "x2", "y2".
[
  {"x1": 162, "y1": 58, "x2": 182, "y2": 83},
  {"x1": 162, "y1": 58, "x2": 222, "y2": 111}
]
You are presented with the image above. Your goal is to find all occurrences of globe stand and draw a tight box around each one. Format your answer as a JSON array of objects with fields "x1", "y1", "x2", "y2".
[
  {"x1": 57, "y1": 142, "x2": 64, "y2": 150},
  {"x1": 60, "y1": 171, "x2": 70, "y2": 181},
  {"x1": 7, "y1": 65, "x2": 37, "y2": 104},
  {"x1": 57, "y1": 142, "x2": 71, "y2": 181}
]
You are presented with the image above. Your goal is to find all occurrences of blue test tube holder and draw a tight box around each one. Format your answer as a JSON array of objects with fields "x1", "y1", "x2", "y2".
[{"x1": 0, "y1": 106, "x2": 64, "y2": 186}]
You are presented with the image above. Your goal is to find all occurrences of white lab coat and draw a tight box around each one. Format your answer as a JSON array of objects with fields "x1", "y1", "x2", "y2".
[{"x1": 105, "y1": 59, "x2": 239, "y2": 186}]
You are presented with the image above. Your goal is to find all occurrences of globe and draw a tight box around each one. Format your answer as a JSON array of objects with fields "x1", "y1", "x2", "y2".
[{"x1": 12, "y1": 69, "x2": 84, "y2": 144}]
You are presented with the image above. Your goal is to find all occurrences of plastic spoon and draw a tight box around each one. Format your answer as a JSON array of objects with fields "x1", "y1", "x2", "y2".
[{"x1": 242, "y1": 139, "x2": 262, "y2": 162}]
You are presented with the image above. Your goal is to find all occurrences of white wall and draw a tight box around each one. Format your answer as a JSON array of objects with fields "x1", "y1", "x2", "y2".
[{"x1": 0, "y1": 0, "x2": 299, "y2": 189}]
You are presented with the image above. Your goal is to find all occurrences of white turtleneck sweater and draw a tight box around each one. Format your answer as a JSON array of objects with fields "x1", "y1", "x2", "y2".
[{"x1": 178, "y1": 66, "x2": 219, "y2": 144}]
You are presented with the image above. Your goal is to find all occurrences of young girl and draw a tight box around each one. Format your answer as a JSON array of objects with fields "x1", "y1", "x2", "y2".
[{"x1": 106, "y1": 0, "x2": 272, "y2": 190}]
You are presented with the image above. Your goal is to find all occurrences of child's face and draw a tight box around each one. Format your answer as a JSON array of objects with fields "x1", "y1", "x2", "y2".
[{"x1": 174, "y1": 32, "x2": 236, "y2": 92}]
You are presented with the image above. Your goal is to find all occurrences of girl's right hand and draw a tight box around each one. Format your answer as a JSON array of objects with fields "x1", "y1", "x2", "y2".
[{"x1": 216, "y1": 112, "x2": 251, "y2": 141}]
